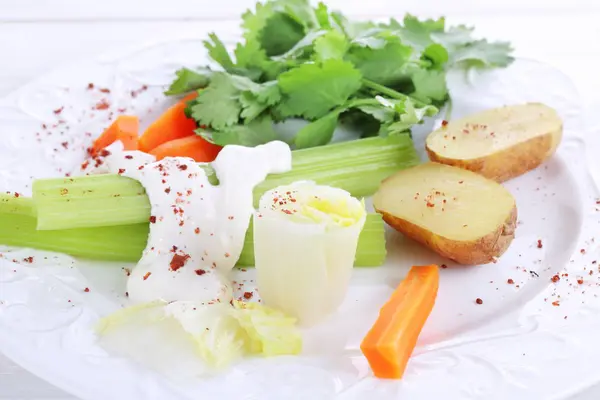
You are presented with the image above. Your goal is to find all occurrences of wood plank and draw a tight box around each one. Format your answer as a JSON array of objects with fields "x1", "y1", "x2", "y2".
[
  {"x1": 0, "y1": 15, "x2": 598, "y2": 101},
  {"x1": 2, "y1": 0, "x2": 599, "y2": 21}
]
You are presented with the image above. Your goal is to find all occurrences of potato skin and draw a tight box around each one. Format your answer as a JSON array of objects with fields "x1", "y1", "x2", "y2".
[
  {"x1": 426, "y1": 124, "x2": 562, "y2": 183},
  {"x1": 377, "y1": 205, "x2": 517, "y2": 265},
  {"x1": 425, "y1": 119, "x2": 563, "y2": 182}
]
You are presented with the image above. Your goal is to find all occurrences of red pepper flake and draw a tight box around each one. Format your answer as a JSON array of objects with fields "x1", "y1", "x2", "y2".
[
  {"x1": 84, "y1": 287, "x2": 90, "y2": 293},
  {"x1": 125, "y1": 155, "x2": 133, "y2": 160},
  {"x1": 179, "y1": 221, "x2": 185, "y2": 227},
  {"x1": 224, "y1": 253, "x2": 230, "y2": 258},
  {"x1": 462, "y1": 129, "x2": 470, "y2": 134},
  {"x1": 426, "y1": 201, "x2": 435, "y2": 208},
  {"x1": 149, "y1": 216, "x2": 157, "y2": 224},
  {"x1": 143, "y1": 272, "x2": 151, "y2": 280},
  {"x1": 54, "y1": 106, "x2": 64, "y2": 115},
  {"x1": 458, "y1": 180, "x2": 464, "y2": 184},
  {"x1": 537, "y1": 240, "x2": 543, "y2": 249},
  {"x1": 100, "y1": 149, "x2": 111, "y2": 157},
  {"x1": 138, "y1": 165, "x2": 144, "y2": 170},
  {"x1": 475, "y1": 298, "x2": 483, "y2": 305},
  {"x1": 87, "y1": 83, "x2": 95, "y2": 90},
  {"x1": 577, "y1": 278, "x2": 584, "y2": 285},
  {"x1": 194, "y1": 227, "x2": 200, "y2": 234},
  {"x1": 580, "y1": 249, "x2": 586, "y2": 254},
  {"x1": 99, "y1": 88, "x2": 111, "y2": 93},
  {"x1": 178, "y1": 165, "x2": 188, "y2": 171},
  {"x1": 80, "y1": 160, "x2": 90, "y2": 170},
  {"x1": 551, "y1": 275, "x2": 560, "y2": 283},
  {"x1": 171, "y1": 245, "x2": 178, "y2": 253},
  {"x1": 165, "y1": 188, "x2": 171, "y2": 194},
  {"x1": 118, "y1": 168, "x2": 125, "y2": 174},
  {"x1": 95, "y1": 100, "x2": 110, "y2": 110},
  {"x1": 507, "y1": 278, "x2": 514, "y2": 284},
  {"x1": 170, "y1": 253, "x2": 190, "y2": 271},
  {"x1": 552, "y1": 301, "x2": 560, "y2": 307},
  {"x1": 23, "y1": 256, "x2": 34, "y2": 264},
  {"x1": 195, "y1": 269, "x2": 206, "y2": 276},
  {"x1": 243, "y1": 292, "x2": 253, "y2": 300},
  {"x1": 441, "y1": 120, "x2": 448, "y2": 127},
  {"x1": 441, "y1": 264, "x2": 447, "y2": 269},
  {"x1": 61, "y1": 141, "x2": 69, "y2": 149},
  {"x1": 282, "y1": 209, "x2": 292, "y2": 214},
  {"x1": 123, "y1": 268, "x2": 131, "y2": 277},
  {"x1": 228, "y1": 216, "x2": 234, "y2": 220}
]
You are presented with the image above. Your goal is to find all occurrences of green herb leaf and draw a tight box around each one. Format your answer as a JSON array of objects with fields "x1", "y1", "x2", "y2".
[
  {"x1": 411, "y1": 69, "x2": 448, "y2": 103},
  {"x1": 204, "y1": 33, "x2": 235, "y2": 70},
  {"x1": 189, "y1": 72, "x2": 242, "y2": 130},
  {"x1": 451, "y1": 40, "x2": 514, "y2": 68},
  {"x1": 376, "y1": 97, "x2": 437, "y2": 136},
  {"x1": 346, "y1": 39, "x2": 413, "y2": 85},
  {"x1": 294, "y1": 110, "x2": 341, "y2": 148},
  {"x1": 314, "y1": 30, "x2": 349, "y2": 61},
  {"x1": 211, "y1": 116, "x2": 279, "y2": 146},
  {"x1": 277, "y1": 59, "x2": 362, "y2": 119},
  {"x1": 165, "y1": 68, "x2": 211, "y2": 96},
  {"x1": 432, "y1": 26, "x2": 514, "y2": 68},
  {"x1": 259, "y1": 12, "x2": 306, "y2": 56},
  {"x1": 239, "y1": 81, "x2": 282, "y2": 122}
]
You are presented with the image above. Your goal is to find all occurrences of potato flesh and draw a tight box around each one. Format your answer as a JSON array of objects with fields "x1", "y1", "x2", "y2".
[
  {"x1": 373, "y1": 163, "x2": 515, "y2": 241},
  {"x1": 426, "y1": 103, "x2": 561, "y2": 159}
]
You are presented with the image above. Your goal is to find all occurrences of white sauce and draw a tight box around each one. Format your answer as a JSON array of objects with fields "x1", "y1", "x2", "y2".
[{"x1": 95, "y1": 141, "x2": 291, "y2": 304}]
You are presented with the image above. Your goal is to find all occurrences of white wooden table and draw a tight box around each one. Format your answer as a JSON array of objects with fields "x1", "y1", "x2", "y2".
[{"x1": 1, "y1": 1, "x2": 599, "y2": 398}]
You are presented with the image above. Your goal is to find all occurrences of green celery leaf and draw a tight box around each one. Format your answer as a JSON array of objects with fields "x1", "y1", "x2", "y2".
[
  {"x1": 189, "y1": 72, "x2": 241, "y2": 130},
  {"x1": 411, "y1": 69, "x2": 448, "y2": 103},
  {"x1": 345, "y1": 39, "x2": 413, "y2": 85},
  {"x1": 314, "y1": 30, "x2": 349, "y2": 60},
  {"x1": 294, "y1": 110, "x2": 341, "y2": 148},
  {"x1": 211, "y1": 116, "x2": 279, "y2": 146},
  {"x1": 165, "y1": 68, "x2": 211, "y2": 96},
  {"x1": 277, "y1": 59, "x2": 362, "y2": 120},
  {"x1": 203, "y1": 33, "x2": 235, "y2": 70}
]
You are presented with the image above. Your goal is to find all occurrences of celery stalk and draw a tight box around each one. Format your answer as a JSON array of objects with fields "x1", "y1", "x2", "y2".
[
  {"x1": 32, "y1": 135, "x2": 418, "y2": 230},
  {"x1": 0, "y1": 196, "x2": 148, "y2": 261},
  {"x1": 240, "y1": 213, "x2": 385, "y2": 267},
  {"x1": 0, "y1": 196, "x2": 386, "y2": 266}
]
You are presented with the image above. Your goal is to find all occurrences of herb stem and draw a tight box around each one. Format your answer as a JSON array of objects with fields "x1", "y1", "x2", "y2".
[{"x1": 361, "y1": 79, "x2": 427, "y2": 107}]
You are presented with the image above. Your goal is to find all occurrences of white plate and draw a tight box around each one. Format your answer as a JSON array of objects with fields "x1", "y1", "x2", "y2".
[{"x1": 0, "y1": 40, "x2": 599, "y2": 400}]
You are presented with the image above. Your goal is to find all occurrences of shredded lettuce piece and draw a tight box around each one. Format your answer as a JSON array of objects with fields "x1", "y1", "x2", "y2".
[{"x1": 96, "y1": 300, "x2": 302, "y2": 372}]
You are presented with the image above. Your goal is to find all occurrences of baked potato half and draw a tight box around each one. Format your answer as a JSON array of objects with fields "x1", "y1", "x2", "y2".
[
  {"x1": 426, "y1": 103, "x2": 562, "y2": 182},
  {"x1": 373, "y1": 162, "x2": 517, "y2": 265}
]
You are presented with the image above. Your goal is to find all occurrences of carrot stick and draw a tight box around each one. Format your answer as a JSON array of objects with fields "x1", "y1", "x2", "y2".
[
  {"x1": 360, "y1": 264, "x2": 439, "y2": 379},
  {"x1": 149, "y1": 135, "x2": 222, "y2": 162},
  {"x1": 138, "y1": 92, "x2": 198, "y2": 153},
  {"x1": 92, "y1": 115, "x2": 139, "y2": 154}
]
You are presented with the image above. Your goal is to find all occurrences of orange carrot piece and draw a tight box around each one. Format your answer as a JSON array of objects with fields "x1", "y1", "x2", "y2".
[
  {"x1": 149, "y1": 135, "x2": 222, "y2": 163},
  {"x1": 92, "y1": 115, "x2": 139, "y2": 154},
  {"x1": 360, "y1": 264, "x2": 439, "y2": 379},
  {"x1": 139, "y1": 92, "x2": 199, "y2": 153}
]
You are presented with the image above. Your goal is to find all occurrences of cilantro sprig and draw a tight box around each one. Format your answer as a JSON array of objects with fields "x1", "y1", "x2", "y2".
[{"x1": 166, "y1": 0, "x2": 513, "y2": 148}]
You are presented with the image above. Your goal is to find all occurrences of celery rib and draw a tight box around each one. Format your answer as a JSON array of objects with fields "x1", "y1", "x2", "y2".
[
  {"x1": 33, "y1": 135, "x2": 418, "y2": 230},
  {"x1": 0, "y1": 204, "x2": 386, "y2": 266}
]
